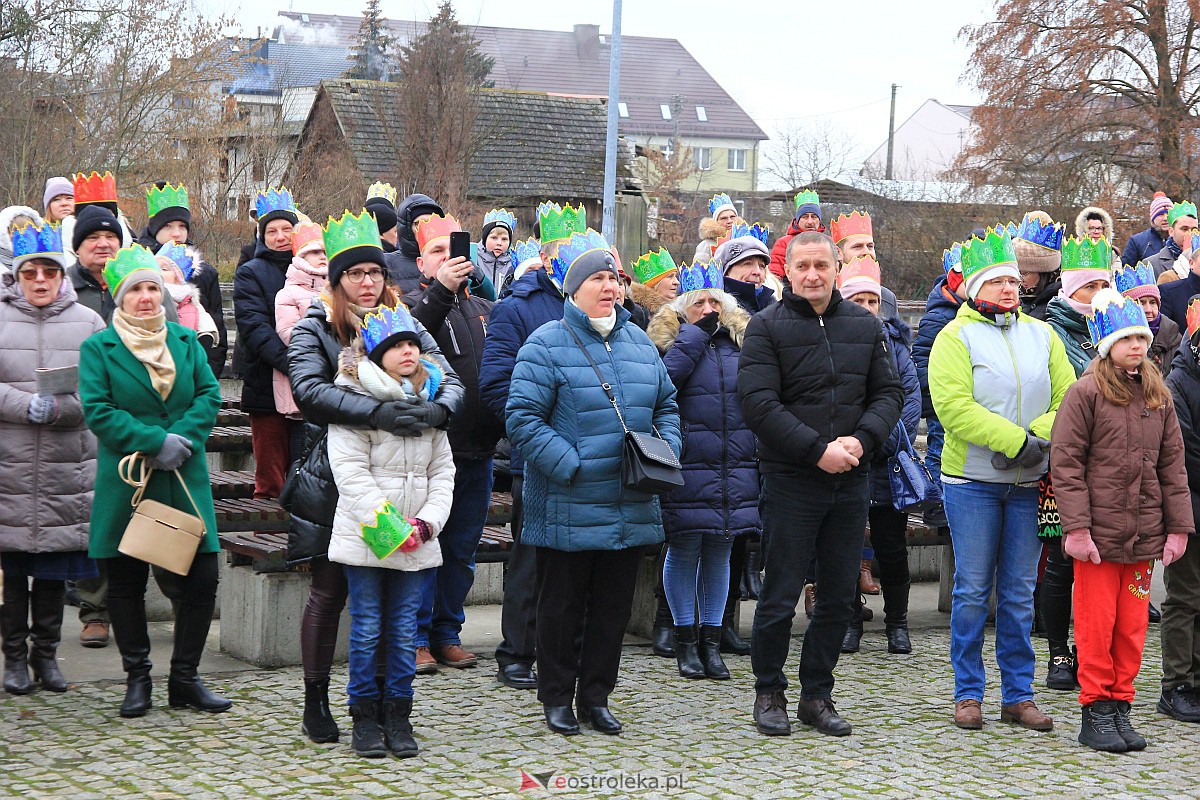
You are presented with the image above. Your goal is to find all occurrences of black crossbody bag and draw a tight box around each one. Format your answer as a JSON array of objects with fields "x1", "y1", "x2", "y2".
[{"x1": 562, "y1": 322, "x2": 684, "y2": 494}]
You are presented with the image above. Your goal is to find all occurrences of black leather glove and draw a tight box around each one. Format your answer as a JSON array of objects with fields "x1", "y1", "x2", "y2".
[
  {"x1": 148, "y1": 433, "x2": 193, "y2": 471},
  {"x1": 694, "y1": 311, "x2": 720, "y2": 336},
  {"x1": 371, "y1": 401, "x2": 422, "y2": 437},
  {"x1": 408, "y1": 401, "x2": 449, "y2": 430}
]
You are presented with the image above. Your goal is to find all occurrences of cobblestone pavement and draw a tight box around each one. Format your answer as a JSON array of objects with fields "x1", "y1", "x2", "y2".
[{"x1": 2, "y1": 627, "x2": 1198, "y2": 800}]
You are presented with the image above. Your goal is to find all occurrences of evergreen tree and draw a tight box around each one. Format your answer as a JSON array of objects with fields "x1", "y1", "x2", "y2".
[{"x1": 345, "y1": 0, "x2": 394, "y2": 81}]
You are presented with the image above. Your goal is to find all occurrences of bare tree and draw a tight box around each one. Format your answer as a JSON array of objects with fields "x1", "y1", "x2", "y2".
[{"x1": 761, "y1": 120, "x2": 858, "y2": 189}]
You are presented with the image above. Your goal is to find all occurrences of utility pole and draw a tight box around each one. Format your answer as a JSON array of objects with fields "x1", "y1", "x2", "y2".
[
  {"x1": 601, "y1": 0, "x2": 622, "y2": 245},
  {"x1": 885, "y1": 83, "x2": 899, "y2": 180}
]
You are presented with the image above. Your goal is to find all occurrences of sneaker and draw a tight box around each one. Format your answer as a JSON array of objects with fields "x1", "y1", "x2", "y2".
[
  {"x1": 1079, "y1": 702, "x2": 1127, "y2": 752},
  {"x1": 414, "y1": 646, "x2": 438, "y2": 675},
  {"x1": 954, "y1": 699, "x2": 983, "y2": 729},
  {"x1": 79, "y1": 621, "x2": 109, "y2": 648},
  {"x1": 1045, "y1": 653, "x2": 1077, "y2": 690},
  {"x1": 1157, "y1": 685, "x2": 1200, "y2": 723},
  {"x1": 1000, "y1": 700, "x2": 1053, "y2": 731},
  {"x1": 431, "y1": 644, "x2": 477, "y2": 669},
  {"x1": 1113, "y1": 701, "x2": 1146, "y2": 751}
]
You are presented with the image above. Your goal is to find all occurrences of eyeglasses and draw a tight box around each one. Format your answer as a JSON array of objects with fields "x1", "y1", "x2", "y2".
[
  {"x1": 17, "y1": 266, "x2": 63, "y2": 280},
  {"x1": 343, "y1": 268, "x2": 384, "y2": 284}
]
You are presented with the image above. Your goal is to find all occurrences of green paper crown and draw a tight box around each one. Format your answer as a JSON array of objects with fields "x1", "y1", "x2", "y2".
[
  {"x1": 360, "y1": 500, "x2": 414, "y2": 560},
  {"x1": 102, "y1": 244, "x2": 160, "y2": 295},
  {"x1": 538, "y1": 202, "x2": 586, "y2": 244},
  {"x1": 323, "y1": 210, "x2": 382, "y2": 259},
  {"x1": 632, "y1": 248, "x2": 678, "y2": 286},
  {"x1": 146, "y1": 183, "x2": 189, "y2": 218},
  {"x1": 1060, "y1": 235, "x2": 1111, "y2": 272},
  {"x1": 793, "y1": 189, "x2": 820, "y2": 210},
  {"x1": 959, "y1": 226, "x2": 1017, "y2": 281},
  {"x1": 1169, "y1": 201, "x2": 1198, "y2": 226}
]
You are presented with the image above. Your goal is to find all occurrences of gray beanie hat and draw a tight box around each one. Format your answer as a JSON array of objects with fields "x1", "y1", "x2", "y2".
[
  {"x1": 43, "y1": 177, "x2": 73, "y2": 212},
  {"x1": 715, "y1": 236, "x2": 769, "y2": 273}
]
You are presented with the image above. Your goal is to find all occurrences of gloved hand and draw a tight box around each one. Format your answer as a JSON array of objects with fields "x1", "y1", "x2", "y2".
[
  {"x1": 1014, "y1": 433, "x2": 1051, "y2": 469},
  {"x1": 1063, "y1": 528, "x2": 1101, "y2": 565},
  {"x1": 27, "y1": 394, "x2": 58, "y2": 425},
  {"x1": 370, "y1": 401, "x2": 422, "y2": 437},
  {"x1": 407, "y1": 401, "x2": 449, "y2": 430},
  {"x1": 694, "y1": 311, "x2": 720, "y2": 336},
  {"x1": 147, "y1": 433, "x2": 193, "y2": 471},
  {"x1": 1163, "y1": 533, "x2": 1189, "y2": 566},
  {"x1": 399, "y1": 518, "x2": 431, "y2": 553}
]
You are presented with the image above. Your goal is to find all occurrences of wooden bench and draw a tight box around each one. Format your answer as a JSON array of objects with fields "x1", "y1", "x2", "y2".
[{"x1": 207, "y1": 425, "x2": 253, "y2": 453}]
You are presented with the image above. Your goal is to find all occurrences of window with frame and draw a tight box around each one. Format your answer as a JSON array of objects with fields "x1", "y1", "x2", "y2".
[
  {"x1": 618, "y1": 102, "x2": 629, "y2": 118},
  {"x1": 693, "y1": 147, "x2": 712, "y2": 171},
  {"x1": 660, "y1": 104, "x2": 672, "y2": 120},
  {"x1": 727, "y1": 148, "x2": 747, "y2": 171}
]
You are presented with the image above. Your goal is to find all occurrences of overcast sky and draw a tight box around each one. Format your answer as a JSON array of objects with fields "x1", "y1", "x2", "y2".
[{"x1": 201, "y1": 0, "x2": 998, "y2": 181}]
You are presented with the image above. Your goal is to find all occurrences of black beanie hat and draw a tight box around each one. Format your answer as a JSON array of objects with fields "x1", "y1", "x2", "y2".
[
  {"x1": 73, "y1": 204, "x2": 122, "y2": 251},
  {"x1": 147, "y1": 205, "x2": 192, "y2": 240},
  {"x1": 365, "y1": 199, "x2": 397, "y2": 235},
  {"x1": 329, "y1": 245, "x2": 388, "y2": 288},
  {"x1": 258, "y1": 209, "x2": 299, "y2": 241},
  {"x1": 481, "y1": 219, "x2": 514, "y2": 244}
]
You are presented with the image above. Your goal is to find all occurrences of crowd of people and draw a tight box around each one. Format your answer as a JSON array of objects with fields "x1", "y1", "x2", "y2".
[{"x1": 1, "y1": 173, "x2": 1199, "y2": 761}]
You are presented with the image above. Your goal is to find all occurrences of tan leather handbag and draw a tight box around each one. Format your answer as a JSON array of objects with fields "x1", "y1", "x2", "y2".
[{"x1": 117, "y1": 452, "x2": 205, "y2": 576}]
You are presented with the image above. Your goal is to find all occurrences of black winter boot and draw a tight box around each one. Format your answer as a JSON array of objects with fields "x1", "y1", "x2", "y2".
[
  {"x1": 719, "y1": 593, "x2": 751, "y2": 655},
  {"x1": 882, "y1": 580, "x2": 912, "y2": 655},
  {"x1": 28, "y1": 580, "x2": 67, "y2": 692},
  {"x1": 303, "y1": 680, "x2": 340, "y2": 743},
  {"x1": 741, "y1": 548, "x2": 763, "y2": 600},
  {"x1": 650, "y1": 595, "x2": 674, "y2": 657},
  {"x1": 673, "y1": 625, "x2": 704, "y2": 679},
  {"x1": 108, "y1": 591, "x2": 153, "y2": 718},
  {"x1": 698, "y1": 625, "x2": 730, "y2": 680},
  {"x1": 1079, "y1": 701, "x2": 1128, "y2": 752},
  {"x1": 167, "y1": 600, "x2": 231, "y2": 712},
  {"x1": 1, "y1": 578, "x2": 32, "y2": 695},
  {"x1": 841, "y1": 603, "x2": 863, "y2": 654},
  {"x1": 382, "y1": 697, "x2": 419, "y2": 758},
  {"x1": 350, "y1": 700, "x2": 388, "y2": 757}
]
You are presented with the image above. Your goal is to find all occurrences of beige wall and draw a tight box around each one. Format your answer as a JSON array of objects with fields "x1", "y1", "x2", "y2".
[{"x1": 636, "y1": 136, "x2": 762, "y2": 195}]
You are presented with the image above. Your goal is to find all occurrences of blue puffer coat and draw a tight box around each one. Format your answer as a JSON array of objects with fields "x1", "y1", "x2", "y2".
[
  {"x1": 647, "y1": 301, "x2": 760, "y2": 540},
  {"x1": 871, "y1": 315, "x2": 923, "y2": 506},
  {"x1": 912, "y1": 274, "x2": 962, "y2": 418},
  {"x1": 506, "y1": 300, "x2": 681, "y2": 552}
]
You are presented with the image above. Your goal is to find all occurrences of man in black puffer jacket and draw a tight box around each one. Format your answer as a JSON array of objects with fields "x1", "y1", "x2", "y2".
[
  {"x1": 383, "y1": 193, "x2": 443, "y2": 293},
  {"x1": 739, "y1": 231, "x2": 903, "y2": 739}
]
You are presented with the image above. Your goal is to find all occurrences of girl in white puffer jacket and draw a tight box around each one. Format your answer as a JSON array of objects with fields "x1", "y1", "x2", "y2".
[{"x1": 326, "y1": 304, "x2": 455, "y2": 759}]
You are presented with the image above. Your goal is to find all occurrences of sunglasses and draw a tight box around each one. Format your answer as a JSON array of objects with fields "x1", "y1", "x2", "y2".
[{"x1": 17, "y1": 266, "x2": 63, "y2": 280}]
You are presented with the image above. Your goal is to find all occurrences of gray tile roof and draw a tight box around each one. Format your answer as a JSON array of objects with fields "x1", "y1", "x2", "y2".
[
  {"x1": 313, "y1": 80, "x2": 611, "y2": 201},
  {"x1": 226, "y1": 39, "x2": 352, "y2": 95},
  {"x1": 277, "y1": 12, "x2": 766, "y2": 141}
]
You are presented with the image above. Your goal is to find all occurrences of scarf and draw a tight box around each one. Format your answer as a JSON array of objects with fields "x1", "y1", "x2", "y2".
[
  {"x1": 969, "y1": 297, "x2": 1020, "y2": 318},
  {"x1": 1149, "y1": 314, "x2": 1163, "y2": 335},
  {"x1": 318, "y1": 286, "x2": 379, "y2": 329},
  {"x1": 1167, "y1": 237, "x2": 1183, "y2": 260},
  {"x1": 569, "y1": 299, "x2": 617, "y2": 338},
  {"x1": 356, "y1": 357, "x2": 428, "y2": 402},
  {"x1": 1064, "y1": 295, "x2": 1093, "y2": 316},
  {"x1": 112, "y1": 309, "x2": 176, "y2": 399}
]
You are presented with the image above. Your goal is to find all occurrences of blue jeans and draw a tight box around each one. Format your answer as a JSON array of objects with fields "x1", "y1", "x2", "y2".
[
  {"x1": 663, "y1": 534, "x2": 734, "y2": 627},
  {"x1": 416, "y1": 456, "x2": 494, "y2": 648},
  {"x1": 944, "y1": 480, "x2": 1041, "y2": 706},
  {"x1": 344, "y1": 565, "x2": 424, "y2": 703},
  {"x1": 925, "y1": 418, "x2": 945, "y2": 485}
]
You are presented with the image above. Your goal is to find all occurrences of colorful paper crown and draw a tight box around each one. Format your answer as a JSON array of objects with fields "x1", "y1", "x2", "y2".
[
  {"x1": 942, "y1": 242, "x2": 962, "y2": 273},
  {"x1": 838, "y1": 254, "x2": 882, "y2": 295},
  {"x1": 323, "y1": 210, "x2": 382, "y2": 259},
  {"x1": 678, "y1": 259, "x2": 723, "y2": 294},
  {"x1": 291, "y1": 221, "x2": 325, "y2": 256},
  {"x1": 1060, "y1": 236, "x2": 1111, "y2": 272},
  {"x1": 631, "y1": 248, "x2": 679, "y2": 287},
  {"x1": 829, "y1": 211, "x2": 872, "y2": 244},
  {"x1": 1193, "y1": 232, "x2": 1200, "y2": 253},
  {"x1": 538, "y1": 202, "x2": 586, "y2": 244},
  {"x1": 793, "y1": 190, "x2": 820, "y2": 212},
  {"x1": 718, "y1": 221, "x2": 770, "y2": 248},
  {"x1": 366, "y1": 181, "x2": 397, "y2": 206},
  {"x1": 512, "y1": 237, "x2": 542, "y2": 267},
  {"x1": 414, "y1": 214, "x2": 462, "y2": 253},
  {"x1": 256, "y1": 187, "x2": 297, "y2": 220},
  {"x1": 484, "y1": 208, "x2": 517, "y2": 233},
  {"x1": 1014, "y1": 212, "x2": 1064, "y2": 252},
  {"x1": 709, "y1": 193, "x2": 736, "y2": 218},
  {"x1": 1112, "y1": 261, "x2": 1157, "y2": 297},
  {"x1": 361, "y1": 305, "x2": 419, "y2": 356},
  {"x1": 156, "y1": 242, "x2": 194, "y2": 281},
  {"x1": 73, "y1": 171, "x2": 117, "y2": 205},
  {"x1": 552, "y1": 228, "x2": 611, "y2": 287},
  {"x1": 359, "y1": 500, "x2": 414, "y2": 560},
  {"x1": 1188, "y1": 297, "x2": 1200, "y2": 340},
  {"x1": 1169, "y1": 201, "x2": 1198, "y2": 226},
  {"x1": 102, "y1": 244, "x2": 160, "y2": 295},
  {"x1": 146, "y1": 183, "x2": 189, "y2": 218},
  {"x1": 1004, "y1": 221, "x2": 1020, "y2": 238},
  {"x1": 960, "y1": 226, "x2": 1017, "y2": 278},
  {"x1": 11, "y1": 221, "x2": 63, "y2": 265},
  {"x1": 1086, "y1": 288, "x2": 1151, "y2": 356}
]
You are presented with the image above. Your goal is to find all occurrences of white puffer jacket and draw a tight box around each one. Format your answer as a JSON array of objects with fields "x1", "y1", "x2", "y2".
[{"x1": 327, "y1": 347, "x2": 455, "y2": 571}]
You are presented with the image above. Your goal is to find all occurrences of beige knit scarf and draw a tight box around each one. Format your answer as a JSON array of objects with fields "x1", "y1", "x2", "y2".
[{"x1": 112, "y1": 309, "x2": 176, "y2": 399}]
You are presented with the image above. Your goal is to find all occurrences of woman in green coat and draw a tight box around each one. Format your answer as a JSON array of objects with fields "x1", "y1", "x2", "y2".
[{"x1": 79, "y1": 245, "x2": 225, "y2": 719}]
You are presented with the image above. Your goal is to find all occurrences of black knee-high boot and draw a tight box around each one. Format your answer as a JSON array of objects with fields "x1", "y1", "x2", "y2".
[
  {"x1": 108, "y1": 590, "x2": 153, "y2": 717},
  {"x1": 28, "y1": 579, "x2": 67, "y2": 691},
  {"x1": 167, "y1": 599, "x2": 231, "y2": 712},
  {"x1": 2, "y1": 577, "x2": 32, "y2": 695}
]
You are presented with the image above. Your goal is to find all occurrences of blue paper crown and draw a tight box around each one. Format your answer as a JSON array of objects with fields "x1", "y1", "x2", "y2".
[
  {"x1": 708, "y1": 193, "x2": 735, "y2": 217},
  {"x1": 1086, "y1": 289, "x2": 1151, "y2": 351},
  {"x1": 157, "y1": 242, "x2": 194, "y2": 281},
  {"x1": 1112, "y1": 262, "x2": 1156, "y2": 296},
  {"x1": 942, "y1": 242, "x2": 962, "y2": 273},
  {"x1": 512, "y1": 237, "x2": 541, "y2": 266},
  {"x1": 1004, "y1": 221, "x2": 1019, "y2": 239},
  {"x1": 1192, "y1": 232, "x2": 1200, "y2": 252},
  {"x1": 678, "y1": 259, "x2": 724, "y2": 294},
  {"x1": 1014, "y1": 213, "x2": 1065, "y2": 251},
  {"x1": 255, "y1": 187, "x2": 296, "y2": 219},
  {"x1": 11, "y1": 221, "x2": 63, "y2": 263},
  {"x1": 551, "y1": 228, "x2": 610, "y2": 287},
  {"x1": 360, "y1": 305, "x2": 419, "y2": 356},
  {"x1": 728, "y1": 221, "x2": 770, "y2": 246},
  {"x1": 484, "y1": 208, "x2": 517, "y2": 232}
]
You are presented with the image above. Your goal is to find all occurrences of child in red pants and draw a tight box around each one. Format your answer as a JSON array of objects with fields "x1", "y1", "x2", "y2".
[{"x1": 1050, "y1": 288, "x2": 1193, "y2": 752}]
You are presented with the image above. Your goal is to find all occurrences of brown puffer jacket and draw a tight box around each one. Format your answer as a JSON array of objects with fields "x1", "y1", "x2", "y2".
[
  {"x1": 1050, "y1": 362, "x2": 1194, "y2": 562},
  {"x1": 0, "y1": 273, "x2": 106, "y2": 553}
]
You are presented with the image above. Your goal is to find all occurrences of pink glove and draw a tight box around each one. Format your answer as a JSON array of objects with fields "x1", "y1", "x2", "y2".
[
  {"x1": 1063, "y1": 529, "x2": 1101, "y2": 565},
  {"x1": 1163, "y1": 533, "x2": 1189, "y2": 566},
  {"x1": 398, "y1": 518, "x2": 431, "y2": 553}
]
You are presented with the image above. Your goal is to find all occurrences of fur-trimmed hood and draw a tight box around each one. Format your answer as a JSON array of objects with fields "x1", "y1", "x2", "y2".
[
  {"x1": 646, "y1": 293, "x2": 751, "y2": 352},
  {"x1": 1075, "y1": 206, "x2": 1114, "y2": 242},
  {"x1": 698, "y1": 217, "x2": 726, "y2": 243},
  {"x1": 630, "y1": 280, "x2": 673, "y2": 317}
]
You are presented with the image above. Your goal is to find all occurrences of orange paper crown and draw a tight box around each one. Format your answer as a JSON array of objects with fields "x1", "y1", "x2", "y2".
[
  {"x1": 291, "y1": 221, "x2": 325, "y2": 256},
  {"x1": 829, "y1": 210, "x2": 873, "y2": 244},
  {"x1": 1188, "y1": 297, "x2": 1200, "y2": 341},
  {"x1": 415, "y1": 214, "x2": 462, "y2": 253},
  {"x1": 838, "y1": 254, "x2": 881, "y2": 295},
  {"x1": 73, "y1": 171, "x2": 118, "y2": 205}
]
